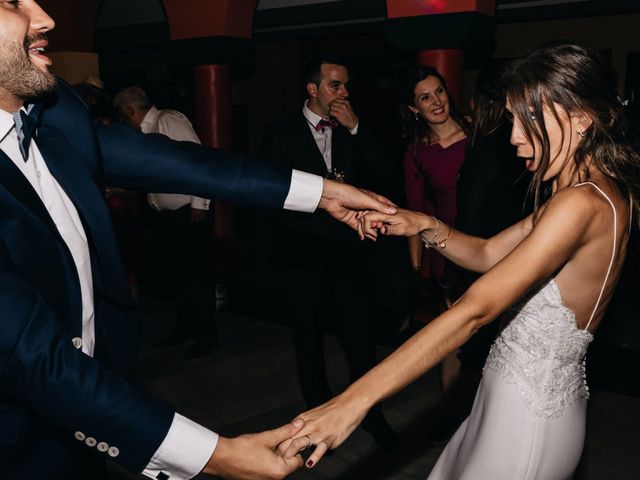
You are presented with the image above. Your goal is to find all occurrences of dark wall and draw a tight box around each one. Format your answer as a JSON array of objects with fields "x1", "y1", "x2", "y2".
[{"x1": 47, "y1": 0, "x2": 100, "y2": 52}]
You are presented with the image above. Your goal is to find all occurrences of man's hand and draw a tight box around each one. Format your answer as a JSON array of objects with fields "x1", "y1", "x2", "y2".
[
  {"x1": 329, "y1": 99, "x2": 358, "y2": 131},
  {"x1": 319, "y1": 179, "x2": 397, "y2": 235},
  {"x1": 203, "y1": 419, "x2": 305, "y2": 479},
  {"x1": 190, "y1": 207, "x2": 208, "y2": 224}
]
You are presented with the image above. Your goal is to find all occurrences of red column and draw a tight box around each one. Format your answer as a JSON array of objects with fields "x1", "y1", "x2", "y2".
[
  {"x1": 193, "y1": 65, "x2": 236, "y2": 279},
  {"x1": 416, "y1": 49, "x2": 464, "y2": 107},
  {"x1": 194, "y1": 65, "x2": 232, "y2": 150}
]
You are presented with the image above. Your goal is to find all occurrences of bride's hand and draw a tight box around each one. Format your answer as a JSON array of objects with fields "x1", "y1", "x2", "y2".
[
  {"x1": 279, "y1": 393, "x2": 369, "y2": 468},
  {"x1": 360, "y1": 208, "x2": 432, "y2": 239}
]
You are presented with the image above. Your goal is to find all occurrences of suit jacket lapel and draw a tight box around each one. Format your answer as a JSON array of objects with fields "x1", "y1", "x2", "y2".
[
  {"x1": 36, "y1": 124, "x2": 133, "y2": 304},
  {"x1": 0, "y1": 149, "x2": 63, "y2": 242}
]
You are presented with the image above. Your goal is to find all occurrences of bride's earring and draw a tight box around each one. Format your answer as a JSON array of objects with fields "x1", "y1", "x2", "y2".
[
  {"x1": 414, "y1": 112, "x2": 419, "y2": 122},
  {"x1": 577, "y1": 130, "x2": 585, "y2": 137}
]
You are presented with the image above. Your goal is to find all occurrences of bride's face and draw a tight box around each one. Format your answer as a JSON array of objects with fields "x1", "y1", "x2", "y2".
[{"x1": 507, "y1": 98, "x2": 583, "y2": 181}]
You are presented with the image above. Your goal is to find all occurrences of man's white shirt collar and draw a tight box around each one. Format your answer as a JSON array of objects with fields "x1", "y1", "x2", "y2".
[
  {"x1": 139, "y1": 106, "x2": 160, "y2": 134},
  {"x1": 302, "y1": 100, "x2": 325, "y2": 128}
]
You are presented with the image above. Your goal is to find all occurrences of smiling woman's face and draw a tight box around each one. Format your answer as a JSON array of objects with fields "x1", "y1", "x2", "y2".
[
  {"x1": 506, "y1": 97, "x2": 580, "y2": 181},
  {"x1": 409, "y1": 75, "x2": 450, "y2": 126}
]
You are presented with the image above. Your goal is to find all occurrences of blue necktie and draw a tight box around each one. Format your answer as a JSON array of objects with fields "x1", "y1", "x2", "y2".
[{"x1": 12, "y1": 103, "x2": 43, "y2": 162}]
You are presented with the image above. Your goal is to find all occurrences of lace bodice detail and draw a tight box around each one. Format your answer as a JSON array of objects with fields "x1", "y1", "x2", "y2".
[{"x1": 484, "y1": 279, "x2": 593, "y2": 419}]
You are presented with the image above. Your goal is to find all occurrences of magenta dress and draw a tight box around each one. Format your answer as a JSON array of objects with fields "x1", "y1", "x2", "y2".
[{"x1": 404, "y1": 138, "x2": 468, "y2": 282}]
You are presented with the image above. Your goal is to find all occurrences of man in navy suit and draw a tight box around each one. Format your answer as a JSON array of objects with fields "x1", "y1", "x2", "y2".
[{"x1": 0, "y1": 2, "x2": 396, "y2": 479}]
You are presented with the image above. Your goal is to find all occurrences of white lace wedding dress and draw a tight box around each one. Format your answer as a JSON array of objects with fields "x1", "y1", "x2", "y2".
[{"x1": 427, "y1": 183, "x2": 619, "y2": 480}]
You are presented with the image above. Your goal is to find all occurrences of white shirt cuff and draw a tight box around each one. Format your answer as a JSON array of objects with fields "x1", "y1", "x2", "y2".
[
  {"x1": 283, "y1": 169, "x2": 323, "y2": 212},
  {"x1": 349, "y1": 121, "x2": 359, "y2": 135},
  {"x1": 143, "y1": 413, "x2": 218, "y2": 480},
  {"x1": 189, "y1": 197, "x2": 211, "y2": 210}
]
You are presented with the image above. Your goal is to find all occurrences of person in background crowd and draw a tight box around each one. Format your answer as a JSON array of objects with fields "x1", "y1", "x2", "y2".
[
  {"x1": 259, "y1": 56, "x2": 399, "y2": 449},
  {"x1": 401, "y1": 65, "x2": 469, "y2": 296},
  {"x1": 115, "y1": 86, "x2": 217, "y2": 359},
  {"x1": 399, "y1": 66, "x2": 470, "y2": 441}
]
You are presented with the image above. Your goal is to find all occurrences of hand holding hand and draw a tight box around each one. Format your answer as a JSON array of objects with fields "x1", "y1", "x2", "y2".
[
  {"x1": 319, "y1": 179, "x2": 396, "y2": 234},
  {"x1": 329, "y1": 99, "x2": 358, "y2": 131},
  {"x1": 279, "y1": 393, "x2": 369, "y2": 469},
  {"x1": 203, "y1": 419, "x2": 305, "y2": 479},
  {"x1": 359, "y1": 208, "x2": 432, "y2": 240}
]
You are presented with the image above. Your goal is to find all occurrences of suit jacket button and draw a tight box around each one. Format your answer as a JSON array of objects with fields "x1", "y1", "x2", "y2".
[
  {"x1": 97, "y1": 442, "x2": 109, "y2": 452},
  {"x1": 72, "y1": 337, "x2": 82, "y2": 349},
  {"x1": 108, "y1": 446, "x2": 120, "y2": 458},
  {"x1": 85, "y1": 437, "x2": 97, "y2": 447},
  {"x1": 74, "y1": 431, "x2": 86, "y2": 442}
]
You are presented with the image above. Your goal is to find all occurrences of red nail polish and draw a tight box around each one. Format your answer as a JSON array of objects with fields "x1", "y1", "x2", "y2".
[{"x1": 307, "y1": 460, "x2": 314, "y2": 468}]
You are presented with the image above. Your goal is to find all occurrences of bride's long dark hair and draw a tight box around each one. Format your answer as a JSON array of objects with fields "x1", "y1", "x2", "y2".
[{"x1": 504, "y1": 41, "x2": 640, "y2": 224}]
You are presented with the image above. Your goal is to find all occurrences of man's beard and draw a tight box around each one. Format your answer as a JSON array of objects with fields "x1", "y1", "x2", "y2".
[{"x1": 0, "y1": 34, "x2": 57, "y2": 101}]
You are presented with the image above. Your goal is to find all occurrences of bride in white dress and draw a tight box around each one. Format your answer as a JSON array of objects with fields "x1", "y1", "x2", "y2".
[{"x1": 280, "y1": 41, "x2": 639, "y2": 479}]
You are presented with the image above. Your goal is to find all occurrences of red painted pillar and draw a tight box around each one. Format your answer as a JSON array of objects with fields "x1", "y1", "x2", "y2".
[
  {"x1": 416, "y1": 49, "x2": 464, "y2": 108},
  {"x1": 194, "y1": 65, "x2": 232, "y2": 150},
  {"x1": 193, "y1": 64, "x2": 236, "y2": 279}
]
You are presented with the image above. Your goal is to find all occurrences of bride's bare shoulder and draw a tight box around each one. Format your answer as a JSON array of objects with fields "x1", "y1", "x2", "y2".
[{"x1": 537, "y1": 180, "x2": 626, "y2": 237}]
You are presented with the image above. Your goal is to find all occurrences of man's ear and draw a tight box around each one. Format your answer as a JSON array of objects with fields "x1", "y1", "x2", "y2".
[{"x1": 307, "y1": 82, "x2": 318, "y2": 98}]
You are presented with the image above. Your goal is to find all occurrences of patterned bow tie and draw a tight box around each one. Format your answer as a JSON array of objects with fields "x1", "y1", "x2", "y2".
[
  {"x1": 315, "y1": 118, "x2": 339, "y2": 132},
  {"x1": 12, "y1": 103, "x2": 43, "y2": 162}
]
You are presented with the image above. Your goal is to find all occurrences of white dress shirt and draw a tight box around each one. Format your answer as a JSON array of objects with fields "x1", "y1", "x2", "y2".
[
  {"x1": 302, "y1": 100, "x2": 359, "y2": 172},
  {"x1": 0, "y1": 105, "x2": 322, "y2": 479},
  {"x1": 141, "y1": 106, "x2": 210, "y2": 212}
]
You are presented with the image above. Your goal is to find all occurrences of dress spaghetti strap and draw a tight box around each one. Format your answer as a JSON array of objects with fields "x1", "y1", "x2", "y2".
[{"x1": 573, "y1": 182, "x2": 617, "y2": 331}]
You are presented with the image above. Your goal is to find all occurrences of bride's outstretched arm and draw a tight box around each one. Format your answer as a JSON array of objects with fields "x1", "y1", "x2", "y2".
[
  {"x1": 286, "y1": 188, "x2": 595, "y2": 466},
  {"x1": 359, "y1": 208, "x2": 534, "y2": 273}
]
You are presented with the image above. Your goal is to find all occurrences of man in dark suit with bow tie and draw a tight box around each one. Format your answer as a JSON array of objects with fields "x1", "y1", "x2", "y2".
[
  {"x1": 259, "y1": 57, "x2": 398, "y2": 448},
  {"x1": 0, "y1": 3, "x2": 398, "y2": 479}
]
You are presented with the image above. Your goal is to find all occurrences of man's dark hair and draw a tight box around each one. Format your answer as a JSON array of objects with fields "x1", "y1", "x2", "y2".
[{"x1": 304, "y1": 56, "x2": 350, "y2": 86}]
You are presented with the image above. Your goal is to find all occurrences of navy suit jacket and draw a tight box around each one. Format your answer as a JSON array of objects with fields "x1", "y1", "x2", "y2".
[{"x1": 0, "y1": 81, "x2": 291, "y2": 478}]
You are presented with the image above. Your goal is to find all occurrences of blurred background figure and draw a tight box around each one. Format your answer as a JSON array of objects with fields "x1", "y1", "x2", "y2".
[{"x1": 114, "y1": 86, "x2": 218, "y2": 359}]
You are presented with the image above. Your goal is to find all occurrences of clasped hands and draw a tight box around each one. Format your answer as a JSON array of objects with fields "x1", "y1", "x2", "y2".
[{"x1": 319, "y1": 179, "x2": 426, "y2": 239}]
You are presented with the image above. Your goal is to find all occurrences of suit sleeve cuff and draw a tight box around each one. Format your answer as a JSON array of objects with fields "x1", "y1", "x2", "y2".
[
  {"x1": 283, "y1": 169, "x2": 322, "y2": 212},
  {"x1": 349, "y1": 121, "x2": 359, "y2": 135},
  {"x1": 189, "y1": 197, "x2": 210, "y2": 210},
  {"x1": 142, "y1": 413, "x2": 218, "y2": 480}
]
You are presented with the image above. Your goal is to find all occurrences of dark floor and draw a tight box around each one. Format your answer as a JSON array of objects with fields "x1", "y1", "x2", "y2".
[{"x1": 107, "y1": 291, "x2": 640, "y2": 480}]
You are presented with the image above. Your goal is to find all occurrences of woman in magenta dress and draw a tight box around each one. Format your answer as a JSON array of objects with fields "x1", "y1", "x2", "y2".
[{"x1": 402, "y1": 66, "x2": 469, "y2": 290}]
